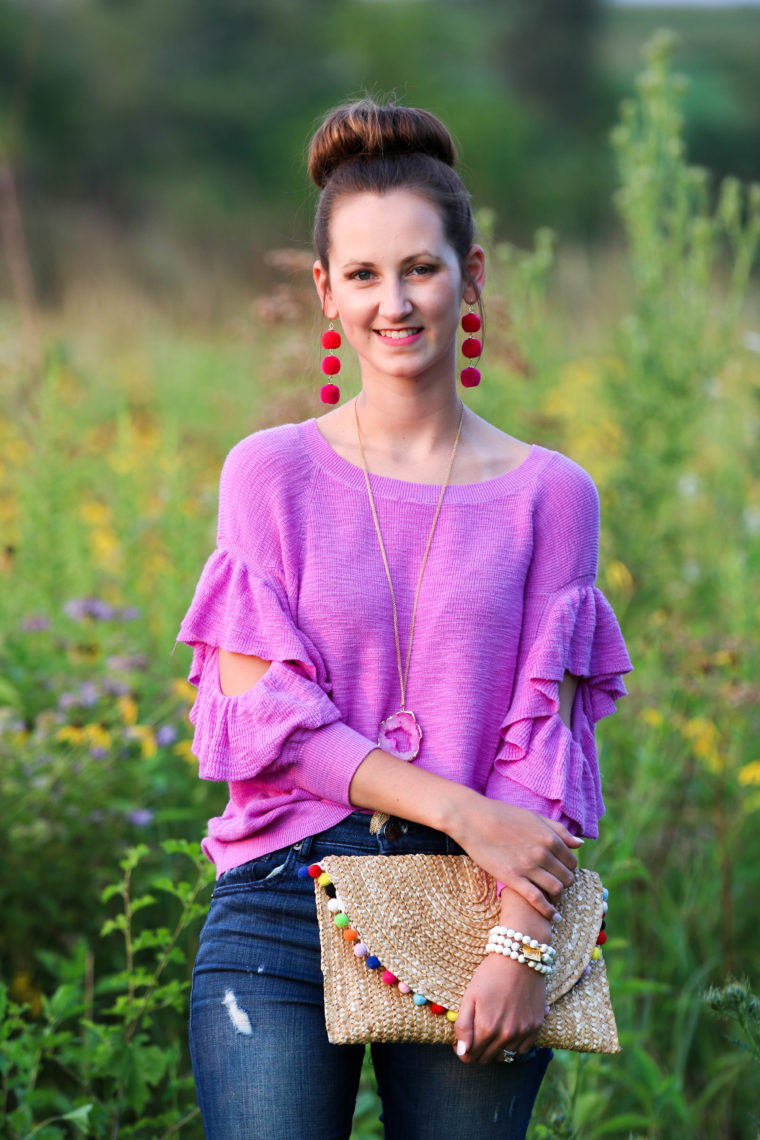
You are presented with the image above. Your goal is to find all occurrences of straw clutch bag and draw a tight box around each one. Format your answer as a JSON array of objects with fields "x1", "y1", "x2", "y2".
[{"x1": 313, "y1": 853, "x2": 620, "y2": 1054}]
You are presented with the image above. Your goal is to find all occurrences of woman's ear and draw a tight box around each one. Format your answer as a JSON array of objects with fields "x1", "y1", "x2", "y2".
[
  {"x1": 463, "y1": 244, "x2": 486, "y2": 303},
  {"x1": 313, "y1": 259, "x2": 338, "y2": 319}
]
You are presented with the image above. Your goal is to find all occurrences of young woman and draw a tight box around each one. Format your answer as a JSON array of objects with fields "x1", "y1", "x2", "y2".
[{"x1": 177, "y1": 100, "x2": 632, "y2": 1139}]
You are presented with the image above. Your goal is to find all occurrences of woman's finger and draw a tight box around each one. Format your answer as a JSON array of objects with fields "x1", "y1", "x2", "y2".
[{"x1": 454, "y1": 996, "x2": 475, "y2": 1062}]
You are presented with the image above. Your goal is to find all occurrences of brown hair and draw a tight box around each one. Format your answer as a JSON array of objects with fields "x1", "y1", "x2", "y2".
[{"x1": 308, "y1": 99, "x2": 477, "y2": 289}]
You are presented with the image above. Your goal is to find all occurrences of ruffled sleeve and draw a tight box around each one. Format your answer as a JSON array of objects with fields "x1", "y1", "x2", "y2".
[
  {"x1": 176, "y1": 545, "x2": 377, "y2": 804},
  {"x1": 485, "y1": 583, "x2": 632, "y2": 837},
  {"x1": 175, "y1": 431, "x2": 378, "y2": 804}
]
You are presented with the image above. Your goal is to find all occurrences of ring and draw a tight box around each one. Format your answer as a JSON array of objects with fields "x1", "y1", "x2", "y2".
[{"x1": 501, "y1": 1048, "x2": 518, "y2": 1063}]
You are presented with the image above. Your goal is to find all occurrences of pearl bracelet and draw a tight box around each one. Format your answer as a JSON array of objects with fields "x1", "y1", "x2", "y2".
[{"x1": 485, "y1": 926, "x2": 556, "y2": 974}]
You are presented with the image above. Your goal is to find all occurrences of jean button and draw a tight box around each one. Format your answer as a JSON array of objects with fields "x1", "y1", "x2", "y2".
[{"x1": 384, "y1": 819, "x2": 401, "y2": 842}]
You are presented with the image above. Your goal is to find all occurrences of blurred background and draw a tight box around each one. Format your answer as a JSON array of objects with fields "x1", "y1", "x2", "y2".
[{"x1": 1, "y1": 2, "x2": 760, "y2": 1139}]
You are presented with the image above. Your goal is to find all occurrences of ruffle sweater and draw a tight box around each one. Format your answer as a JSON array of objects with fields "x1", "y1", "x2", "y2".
[{"x1": 177, "y1": 418, "x2": 633, "y2": 875}]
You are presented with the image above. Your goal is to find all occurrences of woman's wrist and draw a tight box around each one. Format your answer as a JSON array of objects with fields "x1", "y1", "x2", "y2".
[{"x1": 497, "y1": 887, "x2": 553, "y2": 947}]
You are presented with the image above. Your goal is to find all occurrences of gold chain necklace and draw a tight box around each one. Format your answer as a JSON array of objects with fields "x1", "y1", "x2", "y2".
[{"x1": 354, "y1": 397, "x2": 464, "y2": 765}]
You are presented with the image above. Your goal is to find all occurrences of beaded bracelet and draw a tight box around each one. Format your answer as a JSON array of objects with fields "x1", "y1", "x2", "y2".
[{"x1": 485, "y1": 926, "x2": 556, "y2": 974}]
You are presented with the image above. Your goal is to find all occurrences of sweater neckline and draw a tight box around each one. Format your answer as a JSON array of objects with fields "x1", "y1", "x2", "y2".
[{"x1": 302, "y1": 416, "x2": 549, "y2": 504}]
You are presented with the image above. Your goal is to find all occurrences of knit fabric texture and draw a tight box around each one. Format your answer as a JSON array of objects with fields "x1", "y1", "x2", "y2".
[{"x1": 177, "y1": 418, "x2": 633, "y2": 876}]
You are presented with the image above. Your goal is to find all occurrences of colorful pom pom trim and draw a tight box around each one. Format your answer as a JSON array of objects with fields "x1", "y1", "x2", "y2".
[{"x1": 298, "y1": 862, "x2": 610, "y2": 1016}]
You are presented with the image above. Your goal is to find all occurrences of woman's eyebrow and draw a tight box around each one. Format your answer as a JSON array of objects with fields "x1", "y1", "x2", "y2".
[{"x1": 341, "y1": 251, "x2": 441, "y2": 269}]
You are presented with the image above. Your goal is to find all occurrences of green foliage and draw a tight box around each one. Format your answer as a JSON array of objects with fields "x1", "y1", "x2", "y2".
[{"x1": 0, "y1": 842, "x2": 213, "y2": 1140}]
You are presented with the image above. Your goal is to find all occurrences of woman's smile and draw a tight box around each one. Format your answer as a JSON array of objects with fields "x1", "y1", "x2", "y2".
[{"x1": 374, "y1": 327, "x2": 423, "y2": 343}]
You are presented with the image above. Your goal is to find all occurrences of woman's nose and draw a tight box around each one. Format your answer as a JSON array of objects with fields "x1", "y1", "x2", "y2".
[{"x1": 378, "y1": 278, "x2": 414, "y2": 322}]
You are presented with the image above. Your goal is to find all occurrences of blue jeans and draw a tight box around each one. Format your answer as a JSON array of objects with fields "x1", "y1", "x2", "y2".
[{"x1": 189, "y1": 812, "x2": 552, "y2": 1139}]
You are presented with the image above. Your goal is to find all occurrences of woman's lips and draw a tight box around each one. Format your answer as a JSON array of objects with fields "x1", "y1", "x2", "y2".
[{"x1": 374, "y1": 328, "x2": 423, "y2": 345}]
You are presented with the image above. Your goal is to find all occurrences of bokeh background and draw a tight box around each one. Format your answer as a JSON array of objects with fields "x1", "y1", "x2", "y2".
[{"x1": 1, "y1": 2, "x2": 759, "y2": 1138}]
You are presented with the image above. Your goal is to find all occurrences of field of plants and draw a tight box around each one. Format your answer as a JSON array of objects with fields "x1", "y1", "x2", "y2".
[{"x1": 2, "y1": 33, "x2": 760, "y2": 1140}]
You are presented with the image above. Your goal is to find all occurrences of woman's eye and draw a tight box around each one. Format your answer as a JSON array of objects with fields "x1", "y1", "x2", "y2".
[
  {"x1": 409, "y1": 265, "x2": 434, "y2": 277},
  {"x1": 350, "y1": 269, "x2": 374, "y2": 281}
]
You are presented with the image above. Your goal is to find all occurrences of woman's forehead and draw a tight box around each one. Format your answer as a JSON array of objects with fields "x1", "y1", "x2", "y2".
[{"x1": 328, "y1": 190, "x2": 450, "y2": 257}]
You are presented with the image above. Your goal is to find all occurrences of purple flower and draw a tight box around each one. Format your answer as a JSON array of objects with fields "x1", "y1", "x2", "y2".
[
  {"x1": 119, "y1": 606, "x2": 141, "y2": 622},
  {"x1": 90, "y1": 747, "x2": 109, "y2": 760},
  {"x1": 58, "y1": 692, "x2": 77, "y2": 711},
  {"x1": 78, "y1": 681, "x2": 100, "y2": 707},
  {"x1": 155, "y1": 724, "x2": 178, "y2": 747},
  {"x1": 103, "y1": 679, "x2": 130, "y2": 697},
  {"x1": 64, "y1": 597, "x2": 115, "y2": 622},
  {"x1": 20, "y1": 614, "x2": 51, "y2": 632},
  {"x1": 106, "y1": 654, "x2": 148, "y2": 672},
  {"x1": 127, "y1": 809, "x2": 154, "y2": 827}
]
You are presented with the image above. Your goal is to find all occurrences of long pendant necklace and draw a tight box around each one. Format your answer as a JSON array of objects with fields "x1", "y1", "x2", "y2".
[{"x1": 355, "y1": 396, "x2": 464, "y2": 766}]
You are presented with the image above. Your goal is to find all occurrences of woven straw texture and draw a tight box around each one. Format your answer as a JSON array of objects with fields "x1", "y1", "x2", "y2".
[{"x1": 316, "y1": 853, "x2": 620, "y2": 1053}]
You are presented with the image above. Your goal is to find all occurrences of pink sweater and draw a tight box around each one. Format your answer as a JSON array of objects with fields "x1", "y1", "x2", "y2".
[{"x1": 177, "y1": 418, "x2": 633, "y2": 876}]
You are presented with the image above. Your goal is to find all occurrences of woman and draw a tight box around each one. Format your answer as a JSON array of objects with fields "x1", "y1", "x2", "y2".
[{"x1": 178, "y1": 100, "x2": 632, "y2": 1139}]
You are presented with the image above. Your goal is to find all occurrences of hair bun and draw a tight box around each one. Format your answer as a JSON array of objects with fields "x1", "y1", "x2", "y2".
[{"x1": 308, "y1": 99, "x2": 457, "y2": 189}]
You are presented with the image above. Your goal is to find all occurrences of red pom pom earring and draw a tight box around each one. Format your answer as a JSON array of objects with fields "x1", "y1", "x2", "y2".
[
  {"x1": 460, "y1": 306, "x2": 482, "y2": 388},
  {"x1": 320, "y1": 321, "x2": 341, "y2": 404}
]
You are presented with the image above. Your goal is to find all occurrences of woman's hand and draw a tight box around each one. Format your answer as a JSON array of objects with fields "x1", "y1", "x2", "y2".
[
  {"x1": 453, "y1": 954, "x2": 547, "y2": 1064},
  {"x1": 445, "y1": 792, "x2": 580, "y2": 922}
]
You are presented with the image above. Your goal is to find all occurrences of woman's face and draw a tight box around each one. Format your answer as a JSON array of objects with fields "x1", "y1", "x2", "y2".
[{"x1": 313, "y1": 189, "x2": 485, "y2": 391}]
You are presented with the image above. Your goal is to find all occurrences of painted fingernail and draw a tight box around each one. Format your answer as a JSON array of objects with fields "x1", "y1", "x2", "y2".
[
  {"x1": 456, "y1": 1040, "x2": 467, "y2": 1056},
  {"x1": 553, "y1": 912, "x2": 562, "y2": 923}
]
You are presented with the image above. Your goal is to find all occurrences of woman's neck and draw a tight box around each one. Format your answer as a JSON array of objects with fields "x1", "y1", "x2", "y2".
[{"x1": 353, "y1": 385, "x2": 465, "y2": 469}]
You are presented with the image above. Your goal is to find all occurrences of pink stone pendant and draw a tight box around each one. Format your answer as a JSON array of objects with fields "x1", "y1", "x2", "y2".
[{"x1": 377, "y1": 709, "x2": 422, "y2": 762}]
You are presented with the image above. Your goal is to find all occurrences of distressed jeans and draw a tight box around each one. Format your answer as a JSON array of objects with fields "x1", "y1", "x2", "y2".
[{"x1": 189, "y1": 811, "x2": 552, "y2": 1139}]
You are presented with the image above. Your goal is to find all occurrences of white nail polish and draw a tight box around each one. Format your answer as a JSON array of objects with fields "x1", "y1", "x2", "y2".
[{"x1": 456, "y1": 1040, "x2": 467, "y2": 1056}]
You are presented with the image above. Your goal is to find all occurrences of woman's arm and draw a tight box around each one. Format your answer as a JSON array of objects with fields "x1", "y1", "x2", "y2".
[
  {"x1": 219, "y1": 650, "x2": 582, "y2": 922},
  {"x1": 452, "y1": 672, "x2": 578, "y2": 1064}
]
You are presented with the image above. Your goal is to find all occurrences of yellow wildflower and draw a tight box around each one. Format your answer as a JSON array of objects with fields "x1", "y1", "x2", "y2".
[
  {"x1": 739, "y1": 761, "x2": 760, "y2": 787},
  {"x1": 117, "y1": 696, "x2": 138, "y2": 725},
  {"x1": 126, "y1": 724, "x2": 157, "y2": 759},
  {"x1": 55, "y1": 725, "x2": 86, "y2": 747},
  {"x1": 605, "y1": 560, "x2": 635, "y2": 596},
  {"x1": 11, "y1": 971, "x2": 43, "y2": 1018},
  {"x1": 82, "y1": 724, "x2": 112, "y2": 752},
  {"x1": 173, "y1": 739, "x2": 196, "y2": 764},
  {"x1": 171, "y1": 678, "x2": 197, "y2": 704},
  {"x1": 79, "y1": 500, "x2": 112, "y2": 527},
  {"x1": 641, "y1": 708, "x2": 663, "y2": 728},
  {"x1": 682, "y1": 717, "x2": 723, "y2": 774},
  {"x1": 90, "y1": 527, "x2": 121, "y2": 572}
]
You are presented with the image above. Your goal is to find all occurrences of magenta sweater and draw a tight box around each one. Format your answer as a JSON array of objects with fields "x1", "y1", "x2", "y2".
[{"x1": 177, "y1": 418, "x2": 633, "y2": 876}]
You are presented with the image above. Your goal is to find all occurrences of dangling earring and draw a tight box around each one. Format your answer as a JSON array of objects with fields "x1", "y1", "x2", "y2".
[
  {"x1": 460, "y1": 305, "x2": 482, "y2": 388},
  {"x1": 320, "y1": 320, "x2": 341, "y2": 404}
]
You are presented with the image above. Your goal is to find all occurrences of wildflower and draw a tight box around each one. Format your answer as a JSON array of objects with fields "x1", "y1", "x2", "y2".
[
  {"x1": 55, "y1": 725, "x2": 86, "y2": 747},
  {"x1": 117, "y1": 696, "x2": 138, "y2": 725},
  {"x1": 19, "y1": 614, "x2": 51, "y2": 632},
  {"x1": 173, "y1": 740, "x2": 196, "y2": 764},
  {"x1": 119, "y1": 606, "x2": 141, "y2": 622},
  {"x1": 78, "y1": 681, "x2": 100, "y2": 707},
  {"x1": 171, "y1": 678, "x2": 197, "y2": 704},
  {"x1": 156, "y1": 724, "x2": 178, "y2": 747},
  {"x1": 64, "y1": 597, "x2": 115, "y2": 622},
  {"x1": 127, "y1": 809, "x2": 154, "y2": 827},
  {"x1": 641, "y1": 708, "x2": 663, "y2": 728},
  {"x1": 125, "y1": 724, "x2": 157, "y2": 758},
  {"x1": 82, "y1": 723, "x2": 112, "y2": 753},
  {"x1": 106, "y1": 654, "x2": 148, "y2": 672},
  {"x1": 739, "y1": 761, "x2": 760, "y2": 787},
  {"x1": 605, "y1": 560, "x2": 635, "y2": 595},
  {"x1": 682, "y1": 717, "x2": 723, "y2": 774}
]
